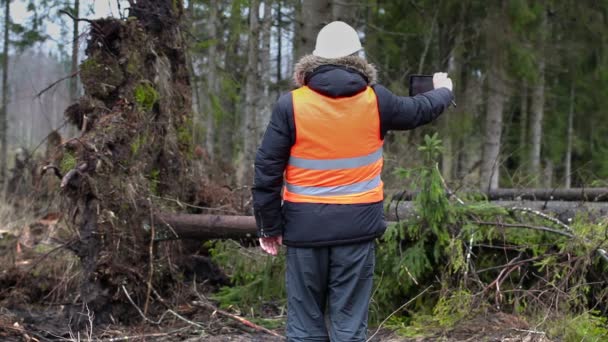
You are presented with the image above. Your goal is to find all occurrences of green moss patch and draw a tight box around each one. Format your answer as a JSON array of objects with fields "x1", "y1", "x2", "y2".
[{"x1": 134, "y1": 83, "x2": 159, "y2": 112}]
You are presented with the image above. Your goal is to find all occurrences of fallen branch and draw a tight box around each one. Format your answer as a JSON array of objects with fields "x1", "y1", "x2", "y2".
[
  {"x1": 474, "y1": 221, "x2": 574, "y2": 238},
  {"x1": 192, "y1": 300, "x2": 283, "y2": 338},
  {"x1": 121, "y1": 285, "x2": 206, "y2": 330},
  {"x1": 104, "y1": 329, "x2": 188, "y2": 342}
]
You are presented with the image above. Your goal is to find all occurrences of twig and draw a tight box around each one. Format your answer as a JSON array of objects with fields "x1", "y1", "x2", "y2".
[
  {"x1": 435, "y1": 163, "x2": 465, "y2": 205},
  {"x1": 192, "y1": 300, "x2": 283, "y2": 338},
  {"x1": 58, "y1": 9, "x2": 97, "y2": 25},
  {"x1": 510, "y1": 207, "x2": 572, "y2": 232},
  {"x1": 104, "y1": 328, "x2": 188, "y2": 342},
  {"x1": 143, "y1": 199, "x2": 155, "y2": 318},
  {"x1": 366, "y1": 285, "x2": 432, "y2": 342},
  {"x1": 121, "y1": 285, "x2": 206, "y2": 330},
  {"x1": 149, "y1": 194, "x2": 237, "y2": 214},
  {"x1": 35, "y1": 70, "x2": 80, "y2": 98}
]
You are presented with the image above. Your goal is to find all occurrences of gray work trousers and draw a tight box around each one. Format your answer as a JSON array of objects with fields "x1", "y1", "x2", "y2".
[{"x1": 285, "y1": 241, "x2": 375, "y2": 342}]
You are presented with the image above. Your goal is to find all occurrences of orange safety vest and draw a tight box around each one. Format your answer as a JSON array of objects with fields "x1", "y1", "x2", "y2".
[{"x1": 283, "y1": 86, "x2": 384, "y2": 204}]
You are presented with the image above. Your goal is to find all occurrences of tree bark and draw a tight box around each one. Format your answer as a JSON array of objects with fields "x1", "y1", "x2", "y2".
[
  {"x1": 565, "y1": 85, "x2": 575, "y2": 188},
  {"x1": 332, "y1": 0, "x2": 356, "y2": 22},
  {"x1": 480, "y1": 8, "x2": 509, "y2": 192},
  {"x1": 237, "y1": 0, "x2": 260, "y2": 186},
  {"x1": 519, "y1": 81, "x2": 528, "y2": 166},
  {"x1": 480, "y1": 68, "x2": 506, "y2": 191},
  {"x1": 294, "y1": 0, "x2": 331, "y2": 59},
  {"x1": 529, "y1": 8, "x2": 547, "y2": 186},
  {"x1": 276, "y1": 0, "x2": 282, "y2": 82},
  {"x1": 0, "y1": 0, "x2": 10, "y2": 193},
  {"x1": 257, "y1": 0, "x2": 273, "y2": 138},
  {"x1": 205, "y1": 0, "x2": 218, "y2": 162},
  {"x1": 69, "y1": 0, "x2": 79, "y2": 104}
]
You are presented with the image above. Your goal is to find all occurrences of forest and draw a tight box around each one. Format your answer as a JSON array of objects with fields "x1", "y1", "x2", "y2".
[{"x1": 0, "y1": 0, "x2": 607, "y2": 341}]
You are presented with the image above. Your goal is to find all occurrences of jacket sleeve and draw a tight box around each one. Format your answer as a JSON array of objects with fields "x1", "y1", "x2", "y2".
[
  {"x1": 372, "y1": 84, "x2": 454, "y2": 137},
  {"x1": 252, "y1": 93, "x2": 294, "y2": 237}
]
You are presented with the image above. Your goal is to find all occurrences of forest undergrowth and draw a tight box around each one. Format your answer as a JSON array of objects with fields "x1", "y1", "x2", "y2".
[{"x1": 209, "y1": 134, "x2": 608, "y2": 341}]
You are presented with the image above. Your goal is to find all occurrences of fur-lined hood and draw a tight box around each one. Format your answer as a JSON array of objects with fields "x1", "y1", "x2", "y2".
[{"x1": 293, "y1": 54, "x2": 378, "y2": 87}]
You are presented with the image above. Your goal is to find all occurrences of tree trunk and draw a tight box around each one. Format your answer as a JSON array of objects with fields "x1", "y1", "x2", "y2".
[
  {"x1": 69, "y1": 0, "x2": 79, "y2": 104},
  {"x1": 519, "y1": 82, "x2": 528, "y2": 166},
  {"x1": 529, "y1": 68, "x2": 545, "y2": 185},
  {"x1": 0, "y1": 0, "x2": 10, "y2": 193},
  {"x1": 529, "y1": 9, "x2": 547, "y2": 186},
  {"x1": 332, "y1": 0, "x2": 356, "y2": 22},
  {"x1": 294, "y1": 0, "x2": 331, "y2": 59},
  {"x1": 480, "y1": 69, "x2": 506, "y2": 191},
  {"x1": 205, "y1": 0, "x2": 219, "y2": 161},
  {"x1": 276, "y1": 0, "x2": 282, "y2": 82},
  {"x1": 387, "y1": 188, "x2": 608, "y2": 202},
  {"x1": 480, "y1": 9, "x2": 508, "y2": 192},
  {"x1": 565, "y1": 85, "x2": 575, "y2": 188},
  {"x1": 257, "y1": 0, "x2": 273, "y2": 138},
  {"x1": 237, "y1": 0, "x2": 260, "y2": 186}
]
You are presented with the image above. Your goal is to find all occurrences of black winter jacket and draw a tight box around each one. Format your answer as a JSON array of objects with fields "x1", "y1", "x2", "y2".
[{"x1": 252, "y1": 56, "x2": 453, "y2": 247}]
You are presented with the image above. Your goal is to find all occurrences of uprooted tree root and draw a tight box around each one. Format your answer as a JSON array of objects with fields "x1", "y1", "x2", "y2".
[{"x1": 39, "y1": 0, "x2": 205, "y2": 331}]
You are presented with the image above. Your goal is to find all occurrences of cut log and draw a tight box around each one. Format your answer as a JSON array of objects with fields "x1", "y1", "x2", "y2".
[
  {"x1": 387, "y1": 188, "x2": 608, "y2": 202},
  {"x1": 154, "y1": 200, "x2": 608, "y2": 241},
  {"x1": 154, "y1": 213, "x2": 257, "y2": 240}
]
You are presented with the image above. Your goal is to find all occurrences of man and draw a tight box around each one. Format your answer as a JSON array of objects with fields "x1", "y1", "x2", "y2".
[{"x1": 252, "y1": 21, "x2": 453, "y2": 341}]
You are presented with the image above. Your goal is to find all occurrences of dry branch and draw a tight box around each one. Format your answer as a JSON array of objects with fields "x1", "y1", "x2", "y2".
[{"x1": 192, "y1": 300, "x2": 283, "y2": 338}]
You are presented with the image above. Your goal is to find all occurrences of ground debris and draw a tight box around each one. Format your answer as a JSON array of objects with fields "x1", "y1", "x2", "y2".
[{"x1": 370, "y1": 312, "x2": 553, "y2": 342}]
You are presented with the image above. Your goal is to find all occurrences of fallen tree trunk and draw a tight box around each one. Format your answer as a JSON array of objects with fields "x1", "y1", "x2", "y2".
[
  {"x1": 487, "y1": 188, "x2": 608, "y2": 201},
  {"x1": 388, "y1": 200, "x2": 608, "y2": 223},
  {"x1": 154, "y1": 213, "x2": 257, "y2": 240},
  {"x1": 154, "y1": 200, "x2": 608, "y2": 240},
  {"x1": 387, "y1": 188, "x2": 608, "y2": 202}
]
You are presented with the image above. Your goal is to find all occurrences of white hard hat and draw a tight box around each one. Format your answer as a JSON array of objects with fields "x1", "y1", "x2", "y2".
[{"x1": 313, "y1": 21, "x2": 362, "y2": 59}]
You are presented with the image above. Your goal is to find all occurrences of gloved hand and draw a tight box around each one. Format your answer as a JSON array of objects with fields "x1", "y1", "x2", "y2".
[
  {"x1": 433, "y1": 72, "x2": 453, "y2": 92},
  {"x1": 259, "y1": 235, "x2": 283, "y2": 256}
]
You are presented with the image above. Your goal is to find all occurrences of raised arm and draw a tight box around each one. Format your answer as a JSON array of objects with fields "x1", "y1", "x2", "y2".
[
  {"x1": 252, "y1": 94, "x2": 294, "y2": 238},
  {"x1": 373, "y1": 83, "x2": 454, "y2": 138}
]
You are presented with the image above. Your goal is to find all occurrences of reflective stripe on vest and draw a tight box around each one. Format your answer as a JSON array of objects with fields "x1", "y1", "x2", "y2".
[
  {"x1": 288, "y1": 146, "x2": 383, "y2": 170},
  {"x1": 283, "y1": 86, "x2": 384, "y2": 204}
]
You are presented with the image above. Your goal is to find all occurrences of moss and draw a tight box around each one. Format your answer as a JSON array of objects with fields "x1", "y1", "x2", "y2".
[
  {"x1": 149, "y1": 168, "x2": 160, "y2": 195},
  {"x1": 134, "y1": 83, "x2": 159, "y2": 112},
  {"x1": 177, "y1": 118, "x2": 194, "y2": 158},
  {"x1": 131, "y1": 135, "x2": 147, "y2": 156},
  {"x1": 80, "y1": 57, "x2": 124, "y2": 97},
  {"x1": 60, "y1": 151, "x2": 77, "y2": 174}
]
